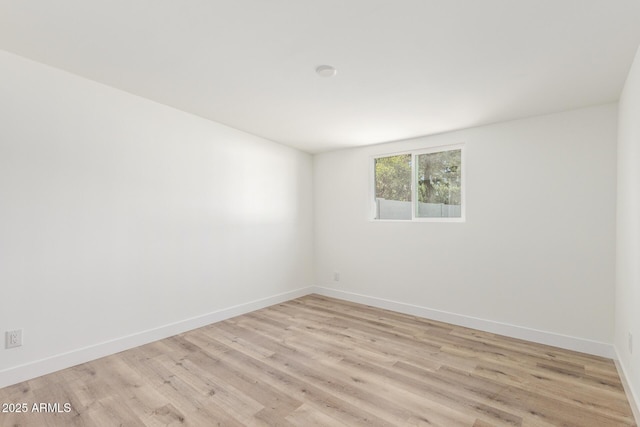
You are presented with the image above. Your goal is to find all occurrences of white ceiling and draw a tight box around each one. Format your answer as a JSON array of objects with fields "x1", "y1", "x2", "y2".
[{"x1": 1, "y1": 1, "x2": 640, "y2": 153}]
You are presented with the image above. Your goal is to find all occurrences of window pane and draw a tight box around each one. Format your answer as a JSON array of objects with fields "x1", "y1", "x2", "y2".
[
  {"x1": 416, "y1": 149, "x2": 462, "y2": 218},
  {"x1": 374, "y1": 154, "x2": 412, "y2": 220}
]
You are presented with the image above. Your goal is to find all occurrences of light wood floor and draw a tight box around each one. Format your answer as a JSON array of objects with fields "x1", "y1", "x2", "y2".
[{"x1": 0, "y1": 294, "x2": 636, "y2": 426}]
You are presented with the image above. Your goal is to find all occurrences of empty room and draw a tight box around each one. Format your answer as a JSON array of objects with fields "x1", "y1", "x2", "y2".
[{"x1": 1, "y1": 1, "x2": 640, "y2": 426}]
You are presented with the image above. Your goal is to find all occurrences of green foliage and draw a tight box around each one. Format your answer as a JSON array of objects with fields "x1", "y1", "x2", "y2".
[
  {"x1": 417, "y1": 150, "x2": 461, "y2": 205},
  {"x1": 375, "y1": 154, "x2": 411, "y2": 201},
  {"x1": 375, "y1": 150, "x2": 461, "y2": 206}
]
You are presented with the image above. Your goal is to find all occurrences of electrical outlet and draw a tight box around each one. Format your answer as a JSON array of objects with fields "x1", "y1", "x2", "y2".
[
  {"x1": 629, "y1": 332, "x2": 633, "y2": 354},
  {"x1": 333, "y1": 272, "x2": 340, "y2": 282},
  {"x1": 6, "y1": 329, "x2": 22, "y2": 349}
]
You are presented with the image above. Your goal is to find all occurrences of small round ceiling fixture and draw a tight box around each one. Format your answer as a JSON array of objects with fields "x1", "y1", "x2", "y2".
[{"x1": 316, "y1": 65, "x2": 337, "y2": 77}]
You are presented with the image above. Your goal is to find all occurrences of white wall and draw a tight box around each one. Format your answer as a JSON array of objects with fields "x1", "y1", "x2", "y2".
[
  {"x1": 616, "y1": 44, "x2": 640, "y2": 414},
  {"x1": 315, "y1": 104, "x2": 617, "y2": 349},
  {"x1": 0, "y1": 45, "x2": 625, "y2": 392},
  {"x1": 0, "y1": 50, "x2": 313, "y2": 384}
]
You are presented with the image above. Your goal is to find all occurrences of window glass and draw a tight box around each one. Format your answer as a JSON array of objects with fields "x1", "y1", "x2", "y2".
[
  {"x1": 374, "y1": 154, "x2": 411, "y2": 220},
  {"x1": 416, "y1": 149, "x2": 462, "y2": 218},
  {"x1": 373, "y1": 146, "x2": 464, "y2": 221}
]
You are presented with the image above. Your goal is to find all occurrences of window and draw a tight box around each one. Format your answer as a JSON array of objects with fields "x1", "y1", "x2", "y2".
[{"x1": 373, "y1": 145, "x2": 464, "y2": 221}]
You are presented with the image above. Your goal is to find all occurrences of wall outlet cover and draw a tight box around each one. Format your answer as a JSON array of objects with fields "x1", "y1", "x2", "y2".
[{"x1": 6, "y1": 330, "x2": 23, "y2": 349}]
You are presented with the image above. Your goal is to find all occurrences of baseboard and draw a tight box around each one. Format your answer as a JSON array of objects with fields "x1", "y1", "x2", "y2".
[
  {"x1": 0, "y1": 286, "x2": 314, "y2": 389},
  {"x1": 1, "y1": 285, "x2": 618, "y2": 390},
  {"x1": 312, "y1": 286, "x2": 615, "y2": 359},
  {"x1": 614, "y1": 347, "x2": 640, "y2": 424}
]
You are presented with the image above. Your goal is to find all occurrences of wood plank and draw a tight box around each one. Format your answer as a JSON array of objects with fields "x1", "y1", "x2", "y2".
[{"x1": 0, "y1": 294, "x2": 635, "y2": 426}]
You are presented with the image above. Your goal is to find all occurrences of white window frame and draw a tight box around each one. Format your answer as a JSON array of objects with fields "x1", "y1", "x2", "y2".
[{"x1": 371, "y1": 143, "x2": 465, "y2": 222}]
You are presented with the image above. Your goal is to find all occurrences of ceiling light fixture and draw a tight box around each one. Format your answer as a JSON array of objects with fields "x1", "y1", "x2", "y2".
[{"x1": 316, "y1": 65, "x2": 337, "y2": 77}]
